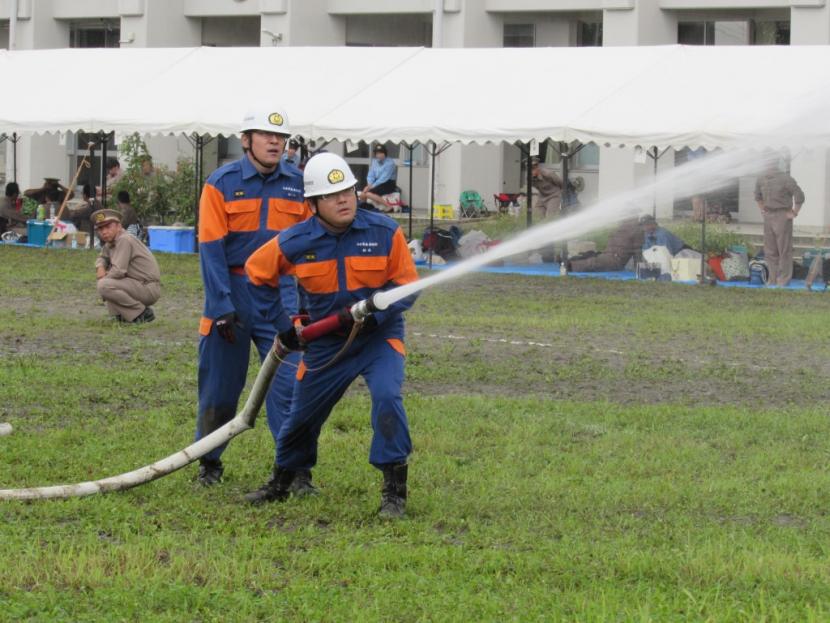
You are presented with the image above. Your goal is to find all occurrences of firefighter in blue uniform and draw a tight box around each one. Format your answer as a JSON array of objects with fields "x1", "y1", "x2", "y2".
[
  {"x1": 245, "y1": 153, "x2": 419, "y2": 518},
  {"x1": 195, "y1": 106, "x2": 313, "y2": 492}
]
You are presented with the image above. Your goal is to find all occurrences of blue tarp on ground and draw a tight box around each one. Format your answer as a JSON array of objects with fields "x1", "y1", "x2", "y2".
[{"x1": 415, "y1": 260, "x2": 827, "y2": 292}]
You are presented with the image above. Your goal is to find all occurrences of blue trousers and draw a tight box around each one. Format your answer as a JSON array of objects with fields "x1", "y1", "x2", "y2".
[
  {"x1": 196, "y1": 273, "x2": 299, "y2": 463},
  {"x1": 277, "y1": 331, "x2": 411, "y2": 472}
]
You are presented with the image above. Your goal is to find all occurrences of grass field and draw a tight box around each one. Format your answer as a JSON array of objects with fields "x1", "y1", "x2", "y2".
[{"x1": 2, "y1": 244, "x2": 830, "y2": 622}]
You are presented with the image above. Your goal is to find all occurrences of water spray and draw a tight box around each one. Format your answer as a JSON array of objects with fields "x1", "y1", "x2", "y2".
[
  {"x1": 0, "y1": 146, "x2": 797, "y2": 501},
  {"x1": 375, "y1": 147, "x2": 780, "y2": 310}
]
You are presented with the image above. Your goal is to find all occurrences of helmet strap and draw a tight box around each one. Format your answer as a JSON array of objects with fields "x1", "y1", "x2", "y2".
[
  {"x1": 311, "y1": 198, "x2": 351, "y2": 234},
  {"x1": 242, "y1": 131, "x2": 278, "y2": 175}
]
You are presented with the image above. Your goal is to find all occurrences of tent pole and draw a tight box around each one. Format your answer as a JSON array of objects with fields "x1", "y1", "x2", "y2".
[
  {"x1": 525, "y1": 142, "x2": 533, "y2": 229},
  {"x1": 561, "y1": 141, "x2": 570, "y2": 215},
  {"x1": 428, "y1": 141, "x2": 436, "y2": 268},
  {"x1": 13, "y1": 132, "x2": 18, "y2": 183},
  {"x1": 194, "y1": 134, "x2": 203, "y2": 252},
  {"x1": 699, "y1": 212, "x2": 706, "y2": 285},
  {"x1": 100, "y1": 132, "x2": 108, "y2": 207},
  {"x1": 652, "y1": 147, "x2": 658, "y2": 218},
  {"x1": 647, "y1": 147, "x2": 669, "y2": 218},
  {"x1": 408, "y1": 142, "x2": 414, "y2": 240}
]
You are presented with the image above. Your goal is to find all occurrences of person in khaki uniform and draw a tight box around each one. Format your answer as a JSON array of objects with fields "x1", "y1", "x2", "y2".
[
  {"x1": 0, "y1": 182, "x2": 27, "y2": 237},
  {"x1": 93, "y1": 209, "x2": 160, "y2": 323},
  {"x1": 567, "y1": 218, "x2": 644, "y2": 272},
  {"x1": 754, "y1": 159, "x2": 804, "y2": 287},
  {"x1": 529, "y1": 156, "x2": 564, "y2": 221}
]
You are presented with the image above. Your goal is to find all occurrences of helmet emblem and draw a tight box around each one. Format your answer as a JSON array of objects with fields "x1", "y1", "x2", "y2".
[
  {"x1": 327, "y1": 169, "x2": 345, "y2": 184},
  {"x1": 268, "y1": 112, "x2": 284, "y2": 126}
]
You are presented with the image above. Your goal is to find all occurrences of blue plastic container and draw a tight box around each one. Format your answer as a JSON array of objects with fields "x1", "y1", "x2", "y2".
[
  {"x1": 147, "y1": 226, "x2": 196, "y2": 254},
  {"x1": 26, "y1": 220, "x2": 52, "y2": 247}
]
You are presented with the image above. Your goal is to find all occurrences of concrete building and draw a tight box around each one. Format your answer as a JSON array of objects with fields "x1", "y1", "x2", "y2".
[{"x1": 1, "y1": 0, "x2": 829, "y2": 230}]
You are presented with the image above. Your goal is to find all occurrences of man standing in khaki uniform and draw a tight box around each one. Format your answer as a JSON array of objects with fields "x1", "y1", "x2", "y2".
[
  {"x1": 754, "y1": 159, "x2": 804, "y2": 287},
  {"x1": 529, "y1": 157, "x2": 564, "y2": 221},
  {"x1": 93, "y1": 209, "x2": 160, "y2": 323}
]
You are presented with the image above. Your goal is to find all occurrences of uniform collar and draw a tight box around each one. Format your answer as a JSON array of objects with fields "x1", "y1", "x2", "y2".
[{"x1": 240, "y1": 153, "x2": 284, "y2": 182}]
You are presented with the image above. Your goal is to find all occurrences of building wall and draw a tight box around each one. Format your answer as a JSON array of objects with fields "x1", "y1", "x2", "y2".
[
  {"x1": 344, "y1": 14, "x2": 431, "y2": 46},
  {"x1": 3, "y1": 0, "x2": 830, "y2": 230},
  {"x1": 202, "y1": 16, "x2": 260, "y2": 46},
  {"x1": 262, "y1": 0, "x2": 346, "y2": 47}
]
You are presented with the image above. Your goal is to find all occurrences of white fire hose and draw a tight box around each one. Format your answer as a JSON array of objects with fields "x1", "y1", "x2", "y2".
[{"x1": 0, "y1": 348, "x2": 280, "y2": 501}]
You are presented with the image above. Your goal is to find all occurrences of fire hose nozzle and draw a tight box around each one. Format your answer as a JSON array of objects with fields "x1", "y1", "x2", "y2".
[{"x1": 350, "y1": 296, "x2": 377, "y2": 323}]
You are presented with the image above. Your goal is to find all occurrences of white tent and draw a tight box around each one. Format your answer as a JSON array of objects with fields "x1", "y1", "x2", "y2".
[
  {"x1": 309, "y1": 45, "x2": 830, "y2": 150},
  {"x1": 2, "y1": 45, "x2": 830, "y2": 150}
]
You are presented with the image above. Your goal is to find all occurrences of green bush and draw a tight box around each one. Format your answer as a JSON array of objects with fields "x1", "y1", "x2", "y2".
[
  {"x1": 111, "y1": 134, "x2": 196, "y2": 226},
  {"x1": 667, "y1": 221, "x2": 756, "y2": 256}
]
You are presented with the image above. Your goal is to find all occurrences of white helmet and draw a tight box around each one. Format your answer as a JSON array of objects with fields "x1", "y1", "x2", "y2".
[
  {"x1": 303, "y1": 153, "x2": 358, "y2": 198},
  {"x1": 240, "y1": 106, "x2": 291, "y2": 136}
]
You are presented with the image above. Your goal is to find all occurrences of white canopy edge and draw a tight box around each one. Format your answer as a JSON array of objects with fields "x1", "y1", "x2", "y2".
[{"x1": 1, "y1": 45, "x2": 829, "y2": 151}]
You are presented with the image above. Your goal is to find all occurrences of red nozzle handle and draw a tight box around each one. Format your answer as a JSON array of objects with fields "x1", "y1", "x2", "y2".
[{"x1": 299, "y1": 312, "x2": 349, "y2": 342}]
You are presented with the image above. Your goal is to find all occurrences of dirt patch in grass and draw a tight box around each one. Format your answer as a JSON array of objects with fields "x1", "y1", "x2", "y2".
[{"x1": 4, "y1": 248, "x2": 830, "y2": 409}]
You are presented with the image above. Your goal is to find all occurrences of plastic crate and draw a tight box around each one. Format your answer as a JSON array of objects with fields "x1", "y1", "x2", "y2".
[
  {"x1": 26, "y1": 220, "x2": 52, "y2": 247},
  {"x1": 147, "y1": 226, "x2": 195, "y2": 254},
  {"x1": 432, "y1": 204, "x2": 455, "y2": 219}
]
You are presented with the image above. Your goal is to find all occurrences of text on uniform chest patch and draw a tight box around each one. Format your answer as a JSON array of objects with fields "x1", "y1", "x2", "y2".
[
  {"x1": 356, "y1": 241, "x2": 379, "y2": 252},
  {"x1": 233, "y1": 190, "x2": 245, "y2": 198}
]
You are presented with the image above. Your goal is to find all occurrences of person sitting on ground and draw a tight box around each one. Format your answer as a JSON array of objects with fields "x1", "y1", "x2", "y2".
[
  {"x1": 116, "y1": 190, "x2": 141, "y2": 237},
  {"x1": 68, "y1": 184, "x2": 98, "y2": 238},
  {"x1": 567, "y1": 217, "x2": 644, "y2": 272},
  {"x1": 281, "y1": 139, "x2": 301, "y2": 167},
  {"x1": 640, "y1": 214, "x2": 688, "y2": 255},
  {"x1": 93, "y1": 209, "x2": 160, "y2": 323},
  {"x1": 0, "y1": 182, "x2": 27, "y2": 236},
  {"x1": 97, "y1": 158, "x2": 123, "y2": 198},
  {"x1": 359, "y1": 144, "x2": 397, "y2": 212},
  {"x1": 41, "y1": 187, "x2": 62, "y2": 220},
  {"x1": 24, "y1": 178, "x2": 73, "y2": 205}
]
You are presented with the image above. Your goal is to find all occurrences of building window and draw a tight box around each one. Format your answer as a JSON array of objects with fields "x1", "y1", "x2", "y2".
[
  {"x1": 503, "y1": 24, "x2": 534, "y2": 48},
  {"x1": 751, "y1": 21, "x2": 790, "y2": 45},
  {"x1": 678, "y1": 21, "x2": 750, "y2": 45},
  {"x1": 69, "y1": 20, "x2": 120, "y2": 49},
  {"x1": 577, "y1": 22, "x2": 602, "y2": 47}
]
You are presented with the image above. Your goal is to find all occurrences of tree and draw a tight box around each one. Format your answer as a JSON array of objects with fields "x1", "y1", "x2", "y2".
[{"x1": 111, "y1": 134, "x2": 196, "y2": 225}]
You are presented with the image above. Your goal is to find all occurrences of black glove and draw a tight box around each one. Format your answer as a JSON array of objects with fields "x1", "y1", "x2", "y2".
[
  {"x1": 215, "y1": 312, "x2": 239, "y2": 344},
  {"x1": 277, "y1": 327, "x2": 304, "y2": 352},
  {"x1": 337, "y1": 307, "x2": 355, "y2": 331},
  {"x1": 359, "y1": 315, "x2": 378, "y2": 334}
]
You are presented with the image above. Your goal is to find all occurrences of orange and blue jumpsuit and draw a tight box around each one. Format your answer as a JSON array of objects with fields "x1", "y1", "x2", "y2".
[
  {"x1": 197, "y1": 155, "x2": 311, "y2": 463},
  {"x1": 246, "y1": 209, "x2": 419, "y2": 471}
]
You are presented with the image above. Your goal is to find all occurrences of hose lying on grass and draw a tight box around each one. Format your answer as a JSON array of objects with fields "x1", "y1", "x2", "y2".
[{"x1": 0, "y1": 348, "x2": 280, "y2": 501}]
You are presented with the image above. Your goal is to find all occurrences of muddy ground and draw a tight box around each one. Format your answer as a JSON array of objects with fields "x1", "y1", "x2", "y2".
[{"x1": 3, "y1": 247, "x2": 829, "y2": 410}]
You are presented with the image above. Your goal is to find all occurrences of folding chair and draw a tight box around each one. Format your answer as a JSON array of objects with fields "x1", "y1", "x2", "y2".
[{"x1": 458, "y1": 190, "x2": 488, "y2": 218}]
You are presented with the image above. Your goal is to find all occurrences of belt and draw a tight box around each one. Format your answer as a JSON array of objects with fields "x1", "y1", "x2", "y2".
[{"x1": 229, "y1": 266, "x2": 245, "y2": 276}]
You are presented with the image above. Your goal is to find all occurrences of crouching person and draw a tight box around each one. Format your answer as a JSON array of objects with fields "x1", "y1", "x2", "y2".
[
  {"x1": 245, "y1": 153, "x2": 420, "y2": 518},
  {"x1": 93, "y1": 209, "x2": 160, "y2": 323}
]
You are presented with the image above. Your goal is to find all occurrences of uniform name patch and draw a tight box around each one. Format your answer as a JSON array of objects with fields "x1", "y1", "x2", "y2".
[{"x1": 233, "y1": 190, "x2": 245, "y2": 198}]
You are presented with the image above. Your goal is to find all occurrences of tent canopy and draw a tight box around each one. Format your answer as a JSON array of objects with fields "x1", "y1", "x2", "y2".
[{"x1": 1, "y1": 45, "x2": 829, "y2": 150}]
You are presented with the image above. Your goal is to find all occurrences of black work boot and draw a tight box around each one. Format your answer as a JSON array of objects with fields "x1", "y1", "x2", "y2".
[
  {"x1": 133, "y1": 307, "x2": 155, "y2": 323},
  {"x1": 197, "y1": 458, "x2": 224, "y2": 487},
  {"x1": 290, "y1": 470, "x2": 319, "y2": 497},
  {"x1": 244, "y1": 466, "x2": 297, "y2": 505},
  {"x1": 379, "y1": 463, "x2": 408, "y2": 519}
]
